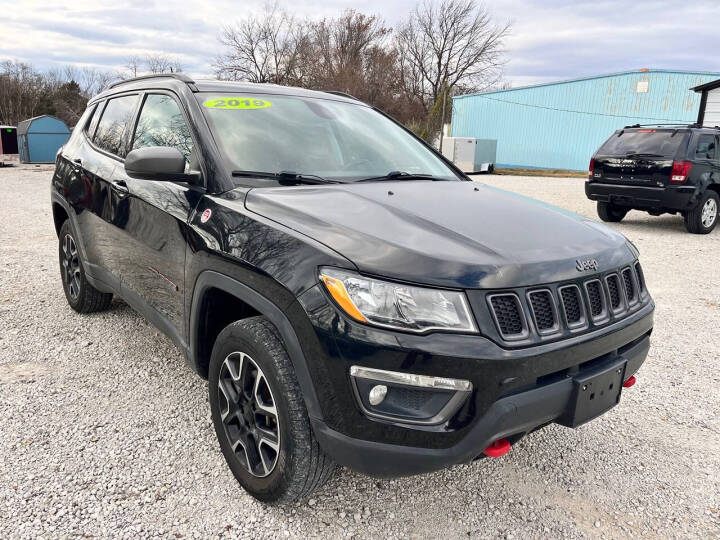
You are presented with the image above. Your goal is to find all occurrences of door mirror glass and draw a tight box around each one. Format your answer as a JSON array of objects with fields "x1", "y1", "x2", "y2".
[{"x1": 125, "y1": 146, "x2": 198, "y2": 181}]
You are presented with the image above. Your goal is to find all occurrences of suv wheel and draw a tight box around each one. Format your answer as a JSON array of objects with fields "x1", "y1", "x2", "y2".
[
  {"x1": 58, "y1": 220, "x2": 113, "y2": 313},
  {"x1": 597, "y1": 202, "x2": 628, "y2": 222},
  {"x1": 684, "y1": 190, "x2": 719, "y2": 234},
  {"x1": 209, "y1": 317, "x2": 335, "y2": 503}
]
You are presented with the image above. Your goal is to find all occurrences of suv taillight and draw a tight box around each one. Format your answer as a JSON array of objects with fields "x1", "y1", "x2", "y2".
[
  {"x1": 588, "y1": 158, "x2": 595, "y2": 180},
  {"x1": 670, "y1": 161, "x2": 692, "y2": 183}
]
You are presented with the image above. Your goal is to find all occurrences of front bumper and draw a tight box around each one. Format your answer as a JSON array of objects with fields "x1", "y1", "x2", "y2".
[
  {"x1": 585, "y1": 181, "x2": 697, "y2": 211},
  {"x1": 312, "y1": 331, "x2": 650, "y2": 477},
  {"x1": 297, "y1": 282, "x2": 654, "y2": 476}
]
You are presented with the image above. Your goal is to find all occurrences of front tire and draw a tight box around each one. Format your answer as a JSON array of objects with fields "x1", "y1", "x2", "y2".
[
  {"x1": 684, "y1": 190, "x2": 719, "y2": 234},
  {"x1": 209, "y1": 317, "x2": 335, "y2": 504},
  {"x1": 58, "y1": 220, "x2": 113, "y2": 313},
  {"x1": 597, "y1": 201, "x2": 628, "y2": 222}
]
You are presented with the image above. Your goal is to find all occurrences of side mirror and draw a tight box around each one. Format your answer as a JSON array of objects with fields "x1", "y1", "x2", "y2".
[{"x1": 125, "y1": 147, "x2": 199, "y2": 182}]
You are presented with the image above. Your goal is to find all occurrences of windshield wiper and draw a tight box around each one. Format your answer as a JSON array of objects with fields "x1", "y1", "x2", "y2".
[
  {"x1": 356, "y1": 171, "x2": 442, "y2": 182},
  {"x1": 231, "y1": 170, "x2": 337, "y2": 185}
]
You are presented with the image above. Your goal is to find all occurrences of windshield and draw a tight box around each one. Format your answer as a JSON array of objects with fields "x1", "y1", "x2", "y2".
[
  {"x1": 197, "y1": 93, "x2": 460, "y2": 182},
  {"x1": 597, "y1": 129, "x2": 689, "y2": 158}
]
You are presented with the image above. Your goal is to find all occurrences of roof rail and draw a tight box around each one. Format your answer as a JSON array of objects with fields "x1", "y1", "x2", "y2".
[
  {"x1": 324, "y1": 90, "x2": 359, "y2": 101},
  {"x1": 623, "y1": 123, "x2": 720, "y2": 131},
  {"x1": 109, "y1": 73, "x2": 197, "y2": 90},
  {"x1": 622, "y1": 123, "x2": 695, "y2": 129}
]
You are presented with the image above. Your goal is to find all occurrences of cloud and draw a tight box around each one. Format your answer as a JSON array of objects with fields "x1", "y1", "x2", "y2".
[{"x1": 0, "y1": 0, "x2": 718, "y2": 85}]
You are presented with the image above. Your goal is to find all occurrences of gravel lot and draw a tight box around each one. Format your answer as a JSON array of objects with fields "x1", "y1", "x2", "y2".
[{"x1": 1, "y1": 166, "x2": 719, "y2": 539}]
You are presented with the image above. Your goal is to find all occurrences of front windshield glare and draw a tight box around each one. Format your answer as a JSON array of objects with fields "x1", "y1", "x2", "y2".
[{"x1": 198, "y1": 93, "x2": 459, "y2": 182}]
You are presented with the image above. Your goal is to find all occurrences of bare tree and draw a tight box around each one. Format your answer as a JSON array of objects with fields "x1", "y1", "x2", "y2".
[
  {"x1": 124, "y1": 55, "x2": 142, "y2": 78},
  {"x1": 144, "y1": 53, "x2": 183, "y2": 74},
  {"x1": 396, "y1": 0, "x2": 510, "y2": 110},
  {"x1": 0, "y1": 61, "x2": 46, "y2": 125},
  {"x1": 0, "y1": 60, "x2": 117, "y2": 126},
  {"x1": 309, "y1": 11, "x2": 391, "y2": 90},
  {"x1": 214, "y1": 2, "x2": 308, "y2": 84}
]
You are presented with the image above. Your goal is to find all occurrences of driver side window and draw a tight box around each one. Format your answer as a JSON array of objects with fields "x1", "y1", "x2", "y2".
[{"x1": 131, "y1": 94, "x2": 195, "y2": 170}]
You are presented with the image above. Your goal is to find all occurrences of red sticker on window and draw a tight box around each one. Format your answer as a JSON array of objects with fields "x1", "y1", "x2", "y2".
[{"x1": 200, "y1": 209, "x2": 212, "y2": 223}]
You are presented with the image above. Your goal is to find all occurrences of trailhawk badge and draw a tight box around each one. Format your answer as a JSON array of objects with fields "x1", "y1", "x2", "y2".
[
  {"x1": 200, "y1": 209, "x2": 212, "y2": 223},
  {"x1": 576, "y1": 258, "x2": 599, "y2": 272}
]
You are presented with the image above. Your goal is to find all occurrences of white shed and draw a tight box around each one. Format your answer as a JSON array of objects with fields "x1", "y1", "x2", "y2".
[{"x1": 693, "y1": 79, "x2": 720, "y2": 127}]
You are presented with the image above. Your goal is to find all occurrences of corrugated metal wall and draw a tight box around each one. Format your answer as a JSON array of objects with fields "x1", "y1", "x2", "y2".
[
  {"x1": 703, "y1": 88, "x2": 720, "y2": 126},
  {"x1": 451, "y1": 70, "x2": 720, "y2": 171}
]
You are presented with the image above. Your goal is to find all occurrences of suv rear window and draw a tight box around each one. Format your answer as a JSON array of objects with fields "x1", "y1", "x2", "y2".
[{"x1": 597, "y1": 130, "x2": 688, "y2": 158}]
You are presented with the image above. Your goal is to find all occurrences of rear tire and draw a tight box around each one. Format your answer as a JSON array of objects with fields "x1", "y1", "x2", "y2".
[
  {"x1": 209, "y1": 316, "x2": 335, "y2": 504},
  {"x1": 684, "y1": 190, "x2": 719, "y2": 234},
  {"x1": 597, "y1": 202, "x2": 628, "y2": 222},
  {"x1": 58, "y1": 220, "x2": 113, "y2": 313}
]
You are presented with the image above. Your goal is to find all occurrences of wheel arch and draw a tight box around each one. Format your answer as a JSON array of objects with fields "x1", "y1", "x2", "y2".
[
  {"x1": 52, "y1": 201, "x2": 69, "y2": 236},
  {"x1": 188, "y1": 270, "x2": 323, "y2": 421}
]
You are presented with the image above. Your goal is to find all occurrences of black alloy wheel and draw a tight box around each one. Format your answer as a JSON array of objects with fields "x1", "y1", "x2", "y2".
[{"x1": 217, "y1": 351, "x2": 280, "y2": 478}]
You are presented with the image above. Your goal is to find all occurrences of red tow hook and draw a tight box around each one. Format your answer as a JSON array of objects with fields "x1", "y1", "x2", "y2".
[
  {"x1": 622, "y1": 375, "x2": 637, "y2": 388},
  {"x1": 483, "y1": 438, "x2": 511, "y2": 458}
]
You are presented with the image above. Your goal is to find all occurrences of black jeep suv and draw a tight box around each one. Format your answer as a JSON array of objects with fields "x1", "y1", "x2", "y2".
[
  {"x1": 586, "y1": 125, "x2": 720, "y2": 233},
  {"x1": 52, "y1": 74, "x2": 654, "y2": 503}
]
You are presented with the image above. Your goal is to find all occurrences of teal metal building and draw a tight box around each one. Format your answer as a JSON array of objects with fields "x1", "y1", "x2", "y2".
[
  {"x1": 17, "y1": 115, "x2": 71, "y2": 164},
  {"x1": 451, "y1": 69, "x2": 720, "y2": 171}
]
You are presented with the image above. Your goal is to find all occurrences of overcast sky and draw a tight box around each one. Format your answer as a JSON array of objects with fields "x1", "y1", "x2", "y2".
[{"x1": 1, "y1": 0, "x2": 719, "y2": 87}]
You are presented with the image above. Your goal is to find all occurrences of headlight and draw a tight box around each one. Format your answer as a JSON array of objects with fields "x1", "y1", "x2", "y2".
[{"x1": 319, "y1": 267, "x2": 477, "y2": 333}]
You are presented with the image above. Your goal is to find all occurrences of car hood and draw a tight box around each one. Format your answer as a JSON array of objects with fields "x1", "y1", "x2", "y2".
[{"x1": 243, "y1": 181, "x2": 633, "y2": 288}]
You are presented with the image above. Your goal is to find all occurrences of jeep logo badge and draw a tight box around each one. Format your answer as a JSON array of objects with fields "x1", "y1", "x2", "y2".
[{"x1": 576, "y1": 258, "x2": 598, "y2": 272}]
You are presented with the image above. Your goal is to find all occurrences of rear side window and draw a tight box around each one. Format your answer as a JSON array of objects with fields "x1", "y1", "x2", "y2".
[
  {"x1": 131, "y1": 94, "x2": 194, "y2": 165},
  {"x1": 93, "y1": 95, "x2": 138, "y2": 157},
  {"x1": 695, "y1": 135, "x2": 717, "y2": 159},
  {"x1": 597, "y1": 130, "x2": 688, "y2": 158}
]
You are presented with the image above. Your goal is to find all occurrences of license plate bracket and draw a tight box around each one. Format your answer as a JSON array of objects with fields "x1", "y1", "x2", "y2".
[{"x1": 559, "y1": 358, "x2": 626, "y2": 428}]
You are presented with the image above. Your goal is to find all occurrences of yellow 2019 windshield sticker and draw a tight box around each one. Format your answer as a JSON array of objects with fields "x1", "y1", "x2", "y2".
[{"x1": 203, "y1": 97, "x2": 272, "y2": 110}]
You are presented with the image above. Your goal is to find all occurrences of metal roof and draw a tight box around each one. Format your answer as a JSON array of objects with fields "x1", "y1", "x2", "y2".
[
  {"x1": 454, "y1": 69, "x2": 720, "y2": 100},
  {"x1": 691, "y1": 78, "x2": 720, "y2": 92},
  {"x1": 17, "y1": 115, "x2": 70, "y2": 136}
]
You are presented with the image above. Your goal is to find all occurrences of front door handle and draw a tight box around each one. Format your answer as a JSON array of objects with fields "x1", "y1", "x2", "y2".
[{"x1": 111, "y1": 179, "x2": 129, "y2": 194}]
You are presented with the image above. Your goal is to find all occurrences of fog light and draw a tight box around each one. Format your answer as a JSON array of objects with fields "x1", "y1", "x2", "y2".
[
  {"x1": 368, "y1": 385, "x2": 387, "y2": 405},
  {"x1": 349, "y1": 365, "x2": 472, "y2": 426}
]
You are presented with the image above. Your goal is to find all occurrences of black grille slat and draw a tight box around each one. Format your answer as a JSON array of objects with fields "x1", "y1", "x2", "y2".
[
  {"x1": 490, "y1": 295, "x2": 524, "y2": 336},
  {"x1": 607, "y1": 275, "x2": 622, "y2": 310},
  {"x1": 586, "y1": 281, "x2": 604, "y2": 318},
  {"x1": 560, "y1": 286, "x2": 583, "y2": 324},
  {"x1": 635, "y1": 262, "x2": 645, "y2": 293},
  {"x1": 622, "y1": 268, "x2": 636, "y2": 303},
  {"x1": 529, "y1": 291, "x2": 556, "y2": 331}
]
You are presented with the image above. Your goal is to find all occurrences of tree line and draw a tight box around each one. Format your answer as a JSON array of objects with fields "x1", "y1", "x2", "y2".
[{"x1": 0, "y1": 0, "x2": 509, "y2": 143}]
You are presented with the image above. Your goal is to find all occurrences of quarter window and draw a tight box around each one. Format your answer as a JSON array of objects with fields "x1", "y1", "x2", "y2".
[
  {"x1": 93, "y1": 95, "x2": 138, "y2": 157},
  {"x1": 82, "y1": 103, "x2": 99, "y2": 137},
  {"x1": 695, "y1": 135, "x2": 717, "y2": 160},
  {"x1": 131, "y1": 94, "x2": 194, "y2": 166}
]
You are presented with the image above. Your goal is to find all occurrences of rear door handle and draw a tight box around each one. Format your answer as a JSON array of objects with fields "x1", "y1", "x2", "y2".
[{"x1": 111, "y1": 179, "x2": 129, "y2": 194}]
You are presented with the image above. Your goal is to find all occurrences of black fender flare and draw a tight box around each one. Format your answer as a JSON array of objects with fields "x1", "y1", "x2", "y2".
[{"x1": 188, "y1": 270, "x2": 323, "y2": 421}]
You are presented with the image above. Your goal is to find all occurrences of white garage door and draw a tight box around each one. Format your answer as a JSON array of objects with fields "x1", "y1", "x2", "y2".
[{"x1": 704, "y1": 87, "x2": 720, "y2": 127}]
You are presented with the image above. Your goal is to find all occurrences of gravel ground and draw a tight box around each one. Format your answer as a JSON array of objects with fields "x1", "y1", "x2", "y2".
[{"x1": 1, "y1": 166, "x2": 719, "y2": 539}]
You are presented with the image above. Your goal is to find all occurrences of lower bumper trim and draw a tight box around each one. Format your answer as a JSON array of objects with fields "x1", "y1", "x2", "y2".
[{"x1": 313, "y1": 334, "x2": 650, "y2": 478}]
